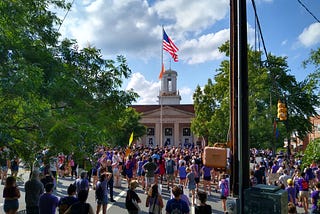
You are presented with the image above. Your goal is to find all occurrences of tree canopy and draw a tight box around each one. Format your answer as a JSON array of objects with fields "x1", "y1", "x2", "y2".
[
  {"x1": 192, "y1": 41, "x2": 320, "y2": 149},
  {"x1": 0, "y1": 0, "x2": 140, "y2": 164}
]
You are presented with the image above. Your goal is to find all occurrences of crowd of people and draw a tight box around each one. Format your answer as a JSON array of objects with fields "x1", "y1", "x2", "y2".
[
  {"x1": 249, "y1": 148, "x2": 320, "y2": 214},
  {"x1": 0, "y1": 145, "x2": 320, "y2": 214}
]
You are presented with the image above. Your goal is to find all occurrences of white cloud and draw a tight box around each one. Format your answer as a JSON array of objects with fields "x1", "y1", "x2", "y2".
[
  {"x1": 179, "y1": 87, "x2": 193, "y2": 104},
  {"x1": 153, "y1": 0, "x2": 229, "y2": 33},
  {"x1": 59, "y1": 0, "x2": 230, "y2": 63},
  {"x1": 126, "y1": 72, "x2": 160, "y2": 104},
  {"x1": 281, "y1": 40, "x2": 288, "y2": 46},
  {"x1": 126, "y1": 73, "x2": 194, "y2": 104},
  {"x1": 298, "y1": 23, "x2": 320, "y2": 47},
  {"x1": 181, "y1": 29, "x2": 229, "y2": 64}
]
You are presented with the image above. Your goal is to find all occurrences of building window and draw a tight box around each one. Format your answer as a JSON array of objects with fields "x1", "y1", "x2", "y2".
[
  {"x1": 147, "y1": 128, "x2": 154, "y2": 136},
  {"x1": 165, "y1": 128, "x2": 172, "y2": 136},
  {"x1": 183, "y1": 128, "x2": 191, "y2": 136},
  {"x1": 167, "y1": 78, "x2": 172, "y2": 91},
  {"x1": 316, "y1": 124, "x2": 320, "y2": 132}
]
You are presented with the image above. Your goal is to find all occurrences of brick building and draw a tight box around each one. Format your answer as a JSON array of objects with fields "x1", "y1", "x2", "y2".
[{"x1": 131, "y1": 69, "x2": 196, "y2": 147}]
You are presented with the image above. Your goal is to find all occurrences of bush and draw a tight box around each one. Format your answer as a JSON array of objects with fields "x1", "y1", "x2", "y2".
[{"x1": 301, "y1": 138, "x2": 320, "y2": 169}]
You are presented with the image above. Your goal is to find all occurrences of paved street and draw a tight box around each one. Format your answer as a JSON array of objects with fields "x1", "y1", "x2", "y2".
[
  {"x1": 0, "y1": 167, "x2": 226, "y2": 214},
  {"x1": 0, "y1": 167, "x2": 310, "y2": 213}
]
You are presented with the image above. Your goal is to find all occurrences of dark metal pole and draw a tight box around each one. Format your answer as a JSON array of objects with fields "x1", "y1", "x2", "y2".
[
  {"x1": 230, "y1": 0, "x2": 239, "y2": 197},
  {"x1": 238, "y1": 0, "x2": 250, "y2": 213}
]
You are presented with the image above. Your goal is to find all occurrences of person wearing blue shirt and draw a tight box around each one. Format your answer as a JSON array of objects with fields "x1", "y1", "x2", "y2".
[
  {"x1": 166, "y1": 185, "x2": 190, "y2": 214},
  {"x1": 39, "y1": 183, "x2": 59, "y2": 214}
]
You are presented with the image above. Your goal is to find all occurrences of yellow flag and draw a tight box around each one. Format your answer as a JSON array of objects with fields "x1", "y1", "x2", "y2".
[{"x1": 129, "y1": 132, "x2": 134, "y2": 146}]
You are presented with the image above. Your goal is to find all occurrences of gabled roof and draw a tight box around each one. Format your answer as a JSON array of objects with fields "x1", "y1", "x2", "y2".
[{"x1": 131, "y1": 104, "x2": 194, "y2": 114}]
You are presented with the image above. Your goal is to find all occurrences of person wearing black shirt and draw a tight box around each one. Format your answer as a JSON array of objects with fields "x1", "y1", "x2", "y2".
[
  {"x1": 253, "y1": 164, "x2": 264, "y2": 184},
  {"x1": 195, "y1": 191, "x2": 211, "y2": 214},
  {"x1": 106, "y1": 159, "x2": 115, "y2": 202}
]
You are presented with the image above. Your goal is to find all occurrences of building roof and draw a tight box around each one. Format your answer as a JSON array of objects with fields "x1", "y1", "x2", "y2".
[{"x1": 131, "y1": 104, "x2": 194, "y2": 114}]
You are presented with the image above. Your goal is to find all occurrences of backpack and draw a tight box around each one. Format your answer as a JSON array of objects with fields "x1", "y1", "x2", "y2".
[
  {"x1": 58, "y1": 198, "x2": 70, "y2": 214},
  {"x1": 95, "y1": 184, "x2": 104, "y2": 201},
  {"x1": 301, "y1": 179, "x2": 309, "y2": 191},
  {"x1": 223, "y1": 180, "x2": 229, "y2": 197}
]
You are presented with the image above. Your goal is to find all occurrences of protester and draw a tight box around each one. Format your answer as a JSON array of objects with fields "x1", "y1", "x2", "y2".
[
  {"x1": 201, "y1": 165, "x2": 213, "y2": 195},
  {"x1": 186, "y1": 167, "x2": 196, "y2": 205},
  {"x1": 125, "y1": 180, "x2": 141, "y2": 214},
  {"x1": 286, "y1": 179, "x2": 296, "y2": 205},
  {"x1": 143, "y1": 157, "x2": 157, "y2": 194},
  {"x1": 146, "y1": 183, "x2": 164, "y2": 214},
  {"x1": 106, "y1": 159, "x2": 116, "y2": 202},
  {"x1": 74, "y1": 171, "x2": 89, "y2": 196},
  {"x1": 298, "y1": 172, "x2": 309, "y2": 214},
  {"x1": 166, "y1": 185, "x2": 190, "y2": 214},
  {"x1": 125, "y1": 155, "x2": 135, "y2": 188},
  {"x1": 39, "y1": 182, "x2": 59, "y2": 214},
  {"x1": 10, "y1": 157, "x2": 19, "y2": 178},
  {"x1": 165, "y1": 154, "x2": 176, "y2": 191},
  {"x1": 3, "y1": 176, "x2": 20, "y2": 214},
  {"x1": 219, "y1": 174, "x2": 229, "y2": 214},
  {"x1": 288, "y1": 202, "x2": 297, "y2": 214},
  {"x1": 96, "y1": 173, "x2": 112, "y2": 214},
  {"x1": 195, "y1": 191, "x2": 212, "y2": 214},
  {"x1": 25, "y1": 170, "x2": 44, "y2": 214},
  {"x1": 58, "y1": 184, "x2": 78, "y2": 214},
  {"x1": 310, "y1": 181, "x2": 320, "y2": 214},
  {"x1": 178, "y1": 162, "x2": 187, "y2": 187},
  {"x1": 64, "y1": 189, "x2": 94, "y2": 214}
]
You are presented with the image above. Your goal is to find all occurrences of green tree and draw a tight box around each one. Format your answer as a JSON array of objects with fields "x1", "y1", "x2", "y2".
[
  {"x1": 192, "y1": 41, "x2": 319, "y2": 149},
  {"x1": 0, "y1": 0, "x2": 139, "y2": 166},
  {"x1": 109, "y1": 107, "x2": 146, "y2": 147},
  {"x1": 301, "y1": 138, "x2": 320, "y2": 168}
]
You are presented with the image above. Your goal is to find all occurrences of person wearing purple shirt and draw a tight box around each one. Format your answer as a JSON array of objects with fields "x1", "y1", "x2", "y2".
[
  {"x1": 39, "y1": 183, "x2": 59, "y2": 214},
  {"x1": 310, "y1": 182, "x2": 320, "y2": 214},
  {"x1": 286, "y1": 179, "x2": 296, "y2": 205},
  {"x1": 271, "y1": 160, "x2": 279, "y2": 174},
  {"x1": 297, "y1": 172, "x2": 309, "y2": 214},
  {"x1": 178, "y1": 162, "x2": 187, "y2": 187},
  {"x1": 201, "y1": 165, "x2": 213, "y2": 195}
]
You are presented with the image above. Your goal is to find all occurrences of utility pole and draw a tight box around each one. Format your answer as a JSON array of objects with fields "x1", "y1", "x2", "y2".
[
  {"x1": 230, "y1": 0, "x2": 239, "y2": 197},
  {"x1": 229, "y1": 0, "x2": 250, "y2": 213}
]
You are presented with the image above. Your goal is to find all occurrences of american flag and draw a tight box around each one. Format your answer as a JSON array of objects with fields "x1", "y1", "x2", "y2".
[{"x1": 163, "y1": 29, "x2": 179, "y2": 62}]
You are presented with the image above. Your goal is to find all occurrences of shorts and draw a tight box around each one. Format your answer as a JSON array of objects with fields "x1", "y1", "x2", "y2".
[
  {"x1": 203, "y1": 176, "x2": 211, "y2": 181},
  {"x1": 188, "y1": 183, "x2": 196, "y2": 190},
  {"x1": 92, "y1": 169, "x2": 98, "y2": 176},
  {"x1": 97, "y1": 194, "x2": 108, "y2": 205},
  {"x1": 4, "y1": 199, "x2": 19, "y2": 212},
  {"x1": 145, "y1": 176, "x2": 155, "y2": 187},
  {"x1": 113, "y1": 168, "x2": 120, "y2": 176},
  {"x1": 126, "y1": 172, "x2": 133, "y2": 179},
  {"x1": 299, "y1": 190, "x2": 309, "y2": 198},
  {"x1": 195, "y1": 177, "x2": 200, "y2": 183},
  {"x1": 220, "y1": 195, "x2": 227, "y2": 200}
]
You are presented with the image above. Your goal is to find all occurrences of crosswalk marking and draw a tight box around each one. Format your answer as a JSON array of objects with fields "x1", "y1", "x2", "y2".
[{"x1": 107, "y1": 190, "x2": 126, "y2": 211}]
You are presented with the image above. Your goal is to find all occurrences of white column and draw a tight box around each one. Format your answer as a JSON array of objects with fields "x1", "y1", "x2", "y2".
[
  {"x1": 174, "y1": 122, "x2": 180, "y2": 147},
  {"x1": 155, "y1": 123, "x2": 161, "y2": 147}
]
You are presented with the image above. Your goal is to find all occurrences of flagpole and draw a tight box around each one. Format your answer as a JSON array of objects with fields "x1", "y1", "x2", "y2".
[{"x1": 160, "y1": 26, "x2": 164, "y2": 147}]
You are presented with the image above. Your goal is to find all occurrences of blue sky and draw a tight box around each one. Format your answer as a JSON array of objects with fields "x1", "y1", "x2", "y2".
[{"x1": 58, "y1": 0, "x2": 320, "y2": 104}]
